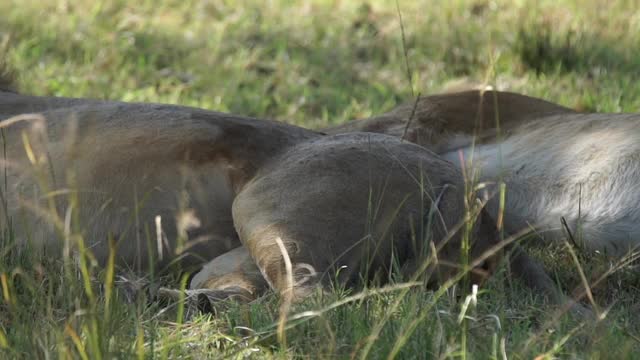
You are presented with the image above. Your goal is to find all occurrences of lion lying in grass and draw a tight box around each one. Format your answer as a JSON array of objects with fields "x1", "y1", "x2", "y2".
[
  {"x1": 330, "y1": 90, "x2": 640, "y2": 259},
  {"x1": 0, "y1": 90, "x2": 513, "y2": 305},
  {"x1": 0, "y1": 88, "x2": 584, "y2": 313}
]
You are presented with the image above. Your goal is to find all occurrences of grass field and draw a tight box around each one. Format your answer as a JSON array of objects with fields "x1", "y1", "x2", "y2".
[{"x1": 1, "y1": 0, "x2": 640, "y2": 358}]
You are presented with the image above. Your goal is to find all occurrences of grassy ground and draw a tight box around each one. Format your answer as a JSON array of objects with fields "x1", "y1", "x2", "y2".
[{"x1": 1, "y1": 0, "x2": 640, "y2": 358}]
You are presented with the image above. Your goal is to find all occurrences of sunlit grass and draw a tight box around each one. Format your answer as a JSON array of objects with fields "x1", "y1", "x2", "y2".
[{"x1": 1, "y1": 0, "x2": 640, "y2": 358}]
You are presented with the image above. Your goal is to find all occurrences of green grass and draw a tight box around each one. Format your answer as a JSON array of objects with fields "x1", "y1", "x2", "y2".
[{"x1": 1, "y1": 0, "x2": 640, "y2": 358}]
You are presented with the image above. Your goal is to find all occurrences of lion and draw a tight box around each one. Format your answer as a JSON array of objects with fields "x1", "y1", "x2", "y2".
[
  {"x1": 0, "y1": 88, "x2": 577, "y2": 313},
  {"x1": 0, "y1": 90, "x2": 508, "y2": 304},
  {"x1": 329, "y1": 90, "x2": 640, "y2": 258}
]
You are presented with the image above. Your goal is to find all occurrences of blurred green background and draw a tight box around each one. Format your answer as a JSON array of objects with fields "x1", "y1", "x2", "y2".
[{"x1": 2, "y1": 0, "x2": 640, "y2": 130}]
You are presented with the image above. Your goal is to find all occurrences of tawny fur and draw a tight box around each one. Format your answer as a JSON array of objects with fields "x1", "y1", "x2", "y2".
[
  {"x1": 326, "y1": 90, "x2": 575, "y2": 153},
  {"x1": 1, "y1": 91, "x2": 518, "y2": 309},
  {"x1": 333, "y1": 90, "x2": 640, "y2": 257},
  {"x1": 1, "y1": 100, "x2": 314, "y2": 268}
]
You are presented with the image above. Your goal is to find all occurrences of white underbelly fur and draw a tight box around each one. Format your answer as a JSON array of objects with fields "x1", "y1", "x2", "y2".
[{"x1": 443, "y1": 113, "x2": 640, "y2": 256}]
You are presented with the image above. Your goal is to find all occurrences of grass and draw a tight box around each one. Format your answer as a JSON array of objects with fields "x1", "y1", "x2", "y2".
[{"x1": 1, "y1": 0, "x2": 640, "y2": 358}]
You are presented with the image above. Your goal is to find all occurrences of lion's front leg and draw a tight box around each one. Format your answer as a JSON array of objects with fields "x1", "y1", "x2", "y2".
[{"x1": 158, "y1": 246, "x2": 269, "y2": 315}]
